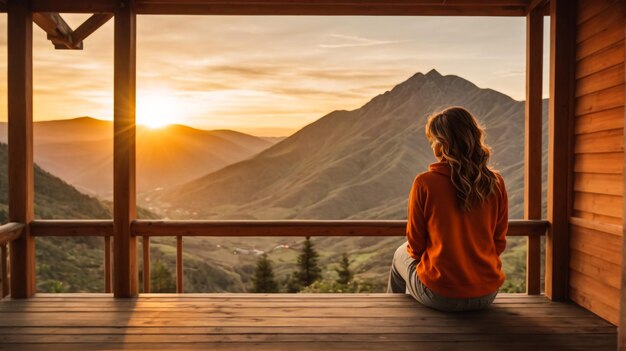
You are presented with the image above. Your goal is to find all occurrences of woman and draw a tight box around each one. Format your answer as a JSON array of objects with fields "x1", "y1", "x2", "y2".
[{"x1": 387, "y1": 106, "x2": 508, "y2": 312}]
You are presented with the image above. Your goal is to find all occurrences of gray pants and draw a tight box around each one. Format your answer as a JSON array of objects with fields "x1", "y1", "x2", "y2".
[{"x1": 387, "y1": 242, "x2": 497, "y2": 312}]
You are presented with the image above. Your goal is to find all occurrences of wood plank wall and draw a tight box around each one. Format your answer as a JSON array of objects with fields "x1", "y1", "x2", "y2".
[{"x1": 571, "y1": 0, "x2": 625, "y2": 326}]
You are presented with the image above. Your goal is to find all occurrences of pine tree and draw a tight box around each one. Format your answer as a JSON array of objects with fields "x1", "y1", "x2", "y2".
[
  {"x1": 296, "y1": 237, "x2": 322, "y2": 287},
  {"x1": 252, "y1": 254, "x2": 278, "y2": 293},
  {"x1": 335, "y1": 253, "x2": 353, "y2": 285}
]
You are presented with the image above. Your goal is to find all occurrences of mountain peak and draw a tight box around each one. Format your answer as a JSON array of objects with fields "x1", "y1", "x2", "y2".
[{"x1": 425, "y1": 68, "x2": 442, "y2": 77}]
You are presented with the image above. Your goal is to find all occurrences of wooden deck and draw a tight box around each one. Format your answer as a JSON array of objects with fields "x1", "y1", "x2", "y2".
[{"x1": 0, "y1": 293, "x2": 617, "y2": 351}]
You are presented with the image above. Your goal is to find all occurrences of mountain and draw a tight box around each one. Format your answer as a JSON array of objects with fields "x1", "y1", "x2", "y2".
[
  {"x1": 154, "y1": 69, "x2": 545, "y2": 220},
  {"x1": 0, "y1": 70, "x2": 547, "y2": 294},
  {"x1": 0, "y1": 142, "x2": 244, "y2": 293},
  {"x1": 144, "y1": 70, "x2": 548, "y2": 293},
  {"x1": 261, "y1": 136, "x2": 288, "y2": 144},
  {"x1": 0, "y1": 118, "x2": 277, "y2": 198}
]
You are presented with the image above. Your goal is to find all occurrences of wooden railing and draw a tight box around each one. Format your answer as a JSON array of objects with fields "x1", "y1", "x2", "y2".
[
  {"x1": 27, "y1": 219, "x2": 548, "y2": 295},
  {"x1": 0, "y1": 222, "x2": 25, "y2": 298},
  {"x1": 30, "y1": 220, "x2": 113, "y2": 292}
]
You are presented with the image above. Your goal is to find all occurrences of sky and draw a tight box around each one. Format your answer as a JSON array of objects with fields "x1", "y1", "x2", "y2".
[{"x1": 0, "y1": 15, "x2": 549, "y2": 136}]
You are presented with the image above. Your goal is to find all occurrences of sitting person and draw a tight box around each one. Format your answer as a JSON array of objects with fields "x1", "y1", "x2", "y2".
[{"x1": 387, "y1": 106, "x2": 508, "y2": 312}]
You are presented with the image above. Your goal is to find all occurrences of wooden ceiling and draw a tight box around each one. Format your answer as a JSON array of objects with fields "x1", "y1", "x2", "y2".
[{"x1": 2, "y1": 0, "x2": 546, "y2": 16}]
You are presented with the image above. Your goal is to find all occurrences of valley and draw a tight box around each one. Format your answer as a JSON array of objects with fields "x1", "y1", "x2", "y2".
[{"x1": 0, "y1": 70, "x2": 546, "y2": 293}]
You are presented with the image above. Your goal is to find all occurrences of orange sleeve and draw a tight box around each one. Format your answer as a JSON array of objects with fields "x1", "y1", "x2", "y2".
[
  {"x1": 406, "y1": 177, "x2": 428, "y2": 259},
  {"x1": 494, "y1": 176, "x2": 508, "y2": 256}
]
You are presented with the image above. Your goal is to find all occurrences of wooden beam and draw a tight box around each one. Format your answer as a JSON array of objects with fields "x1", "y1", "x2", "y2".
[
  {"x1": 137, "y1": 0, "x2": 532, "y2": 4},
  {"x1": 113, "y1": 0, "x2": 138, "y2": 298},
  {"x1": 32, "y1": 13, "x2": 83, "y2": 50},
  {"x1": 32, "y1": 12, "x2": 112, "y2": 50},
  {"x1": 524, "y1": 2, "x2": 543, "y2": 296},
  {"x1": 546, "y1": 0, "x2": 576, "y2": 302},
  {"x1": 526, "y1": 0, "x2": 547, "y2": 14},
  {"x1": 0, "y1": 223, "x2": 24, "y2": 245},
  {"x1": 29, "y1": 220, "x2": 113, "y2": 237},
  {"x1": 30, "y1": 0, "x2": 116, "y2": 13},
  {"x1": 131, "y1": 219, "x2": 548, "y2": 237},
  {"x1": 135, "y1": 3, "x2": 527, "y2": 16},
  {"x1": 8, "y1": 0, "x2": 35, "y2": 299},
  {"x1": 30, "y1": 0, "x2": 529, "y2": 16},
  {"x1": 24, "y1": 219, "x2": 547, "y2": 237},
  {"x1": 132, "y1": 0, "x2": 531, "y2": 6},
  {"x1": 71, "y1": 14, "x2": 113, "y2": 44}
]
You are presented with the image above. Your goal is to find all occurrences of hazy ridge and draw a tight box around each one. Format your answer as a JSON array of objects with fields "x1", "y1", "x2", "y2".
[{"x1": 0, "y1": 118, "x2": 277, "y2": 198}]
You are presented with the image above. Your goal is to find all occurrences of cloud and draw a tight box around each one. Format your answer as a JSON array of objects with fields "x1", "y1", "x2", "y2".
[
  {"x1": 492, "y1": 70, "x2": 525, "y2": 77},
  {"x1": 320, "y1": 34, "x2": 411, "y2": 49}
]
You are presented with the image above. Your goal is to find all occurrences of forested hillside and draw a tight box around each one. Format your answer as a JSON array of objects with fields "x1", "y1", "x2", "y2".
[{"x1": 0, "y1": 143, "x2": 243, "y2": 293}]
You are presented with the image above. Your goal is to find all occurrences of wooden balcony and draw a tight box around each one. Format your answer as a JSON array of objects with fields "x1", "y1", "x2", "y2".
[
  {"x1": 0, "y1": 219, "x2": 619, "y2": 350},
  {"x1": 0, "y1": 0, "x2": 564, "y2": 301},
  {"x1": 1, "y1": 0, "x2": 624, "y2": 349},
  {"x1": 0, "y1": 293, "x2": 617, "y2": 350}
]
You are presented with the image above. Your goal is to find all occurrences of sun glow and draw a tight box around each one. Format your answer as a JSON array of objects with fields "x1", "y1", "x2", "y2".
[{"x1": 136, "y1": 90, "x2": 179, "y2": 129}]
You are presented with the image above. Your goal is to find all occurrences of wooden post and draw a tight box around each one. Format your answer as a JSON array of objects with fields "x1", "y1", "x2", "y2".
[
  {"x1": 113, "y1": 0, "x2": 138, "y2": 297},
  {"x1": 546, "y1": 0, "x2": 576, "y2": 301},
  {"x1": 142, "y1": 236, "x2": 150, "y2": 293},
  {"x1": 1, "y1": 244, "x2": 8, "y2": 298},
  {"x1": 7, "y1": 0, "x2": 35, "y2": 298},
  {"x1": 525, "y1": 3, "x2": 543, "y2": 296},
  {"x1": 176, "y1": 236, "x2": 183, "y2": 293},
  {"x1": 104, "y1": 236, "x2": 111, "y2": 293}
]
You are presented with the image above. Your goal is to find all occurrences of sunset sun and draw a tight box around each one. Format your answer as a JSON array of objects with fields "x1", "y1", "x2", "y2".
[{"x1": 136, "y1": 90, "x2": 178, "y2": 129}]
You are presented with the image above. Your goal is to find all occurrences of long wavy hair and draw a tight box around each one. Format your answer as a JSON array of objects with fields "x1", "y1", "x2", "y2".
[{"x1": 425, "y1": 106, "x2": 499, "y2": 212}]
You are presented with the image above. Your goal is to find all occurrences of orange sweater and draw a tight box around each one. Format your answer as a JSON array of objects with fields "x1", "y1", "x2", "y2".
[{"x1": 406, "y1": 161, "x2": 508, "y2": 298}]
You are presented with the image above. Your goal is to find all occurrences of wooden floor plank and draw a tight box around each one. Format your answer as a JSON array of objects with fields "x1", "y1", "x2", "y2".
[
  {"x1": 0, "y1": 301, "x2": 555, "y2": 310},
  {"x1": 0, "y1": 341, "x2": 616, "y2": 351},
  {"x1": 0, "y1": 294, "x2": 616, "y2": 350},
  {"x1": 0, "y1": 325, "x2": 616, "y2": 335},
  {"x1": 0, "y1": 333, "x2": 618, "y2": 343},
  {"x1": 0, "y1": 305, "x2": 586, "y2": 314},
  {"x1": 0, "y1": 309, "x2": 601, "y2": 320},
  {"x1": 0, "y1": 317, "x2": 613, "y2": 330},
  {"x1": 22, "y1": 292, "x2": 552, "y2": 300}
]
